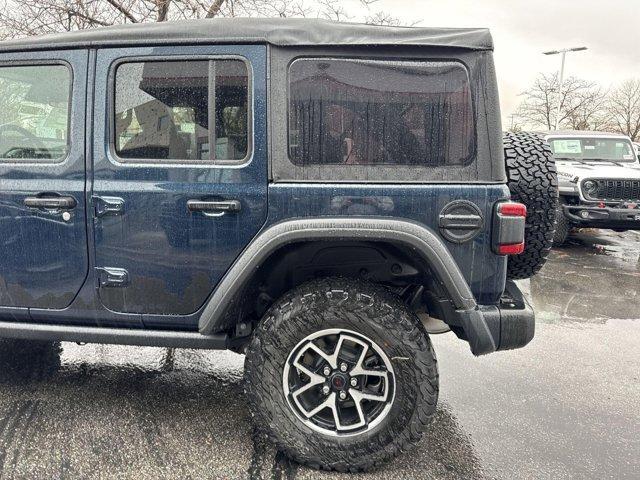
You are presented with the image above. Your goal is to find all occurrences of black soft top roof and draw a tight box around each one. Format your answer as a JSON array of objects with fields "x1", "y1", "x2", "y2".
[{"x1": 0, "y1": 18, "x2": 493, "y2": 53}]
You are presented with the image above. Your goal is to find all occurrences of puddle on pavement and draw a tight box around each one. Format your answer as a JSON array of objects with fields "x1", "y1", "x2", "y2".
[
  {"x1": 0, "y1": 339, "x2": 252, "y2": 479},
  {"x1": 0, "y1": 339, "x2": 489, "y2": 480},
  {"x1": 293, "y1": 404, "x2": 489, "y2": 480},
  {"x1": 532, "y1": 230, "x2": 640, "y2": 324},
  {"x1": 559, "y1": 230, "x2": 640, "y2": 264},
  {"x1": 0, "y1": 229, "x2": 637, "y2": 479}
]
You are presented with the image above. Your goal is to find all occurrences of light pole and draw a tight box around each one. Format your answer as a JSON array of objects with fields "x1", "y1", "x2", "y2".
[{"x1": 543, "y1": 46, "x2": 588, "y2": 130}]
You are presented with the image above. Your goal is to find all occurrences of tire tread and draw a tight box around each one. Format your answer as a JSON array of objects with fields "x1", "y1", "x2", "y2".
[
  {"x1": 244, "y1": 277, "x2": 438, "y2": 472},
  {"x1": 503, "y1": 131, "x2": 559, "y2": 279}
]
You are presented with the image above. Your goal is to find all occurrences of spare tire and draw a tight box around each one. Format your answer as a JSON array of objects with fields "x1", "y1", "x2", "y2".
[{"x1": 503, "y1": 132, "x2": 558, "y2": 280}]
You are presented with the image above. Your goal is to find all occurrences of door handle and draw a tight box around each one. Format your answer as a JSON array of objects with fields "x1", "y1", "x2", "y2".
[
  {"x1": 24, "y1": 195, "x2": 77, "y2": 210},
  {"x1": 187, "y1": 199, "x2": 241, "y2": 215},
  {"x1": 94, "y1": 196, "x2": 125, "y2": 217}
]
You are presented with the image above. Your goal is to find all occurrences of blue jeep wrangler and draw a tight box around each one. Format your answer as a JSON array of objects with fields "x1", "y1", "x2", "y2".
[{"x1": 0, "y1": 18, "x2": 557, "y2": 471}]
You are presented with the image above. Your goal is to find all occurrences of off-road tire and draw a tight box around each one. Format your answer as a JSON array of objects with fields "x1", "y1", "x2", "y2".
[
  {"x1": 503, "y1": 131, "x2": 558, "y2": 279},
  {"x1": 553, "y1": 205, "x2": 571, "y2": 245},
  {"x1": 244, "y1": 277, "x2": 438, "y2": 472}
]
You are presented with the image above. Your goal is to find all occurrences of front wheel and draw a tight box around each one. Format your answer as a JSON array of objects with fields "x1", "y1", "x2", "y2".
[
  {"x1": 553, "y1": 206, "x2": 571, "y2": 245},
  {"x1": 244, "y1": 278, "x2": 438, "y2": 472}
]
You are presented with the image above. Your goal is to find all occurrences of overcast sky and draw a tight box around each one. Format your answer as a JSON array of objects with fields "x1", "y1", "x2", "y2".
[{"x1": 339, "y1": 0, "x2": 639, "y2": 127}]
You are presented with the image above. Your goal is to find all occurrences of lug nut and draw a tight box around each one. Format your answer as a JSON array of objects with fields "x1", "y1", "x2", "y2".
[
  {"x1": 323, "y1": 366, "x2": 331, "y2": 376},
  {"x1": 322, "y1": 385, "x2": 330, "y2": 395},
  {"x1": 339, "y1": 391, "x2": 347, "y2": 400},
  {"x1": 340, "y1": 362, "x2": 348, "y2": 372},
  {"x1": 350, "y1": 377, "x2": 358, "y2": 387}
]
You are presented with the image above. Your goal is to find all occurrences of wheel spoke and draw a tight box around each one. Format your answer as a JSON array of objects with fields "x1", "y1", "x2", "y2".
[
  {"x1": 306, "y1": 342, "x2": 336, "y2": 369},
  {"x1": 291, "y1": 362, "x2": 324, "y2": 400},
  {"x1": 283, "y1": 328, "x2": 396, "y2": 436},
  {"x1": 304, "y1": 333, "x2": 358, "y2": 370},
  {"x1": 351, "y1": 367, "x2": 388, "y2": 379},
  {"x1": 303, "y1": 392, "x2": 336, "y2": 418},
  {"x1": 292, "y1": 359, "x2": 324, "y2": 385},
  {"x1": 350, "y1": 388, "x2": 388, "y2": 403},
  {"x1": 350, "y1": 345, "x2": 388, "y2": 379},
  {"x1": 328, "y1": 394, "x2": 343, "y2": 430},
  {"x1": 346, "y1": 390, "x2": 367, "y2": 430},
  {"x1": 329, "y1": 334, "x2": 349, "y2": 367},
  {"x1": 354, "y1": 343, "x2": 369, "y2": 372}
]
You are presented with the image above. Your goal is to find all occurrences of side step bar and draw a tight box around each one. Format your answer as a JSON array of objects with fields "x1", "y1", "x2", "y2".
[{"x1": 0, "y1": 321, "x2": 228, "y2": 349}]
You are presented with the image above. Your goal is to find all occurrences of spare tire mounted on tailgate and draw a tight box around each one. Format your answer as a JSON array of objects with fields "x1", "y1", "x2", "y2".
[{"x1": 503, "y1": 131, "x2": 558, "y2": 280}]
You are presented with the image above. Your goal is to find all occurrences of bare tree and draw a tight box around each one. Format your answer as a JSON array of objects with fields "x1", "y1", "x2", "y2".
[
  {"x1": 516, "y1": 73, "x2": 607, "y2": 131},
  {"x1": 316, "y1": 0, "x2": 404, "y2": 25},
  {"x1": 506, "y1": 114, "x2": 524, "y2": 133},
  {"x1": 606, "y1": 79, "x2": 640, "y2": 141},
  {"x1": 564, "y1": 84, "x2": 610, "y2": 131},
  {"x1": 0, "y1": 0, "x2": 311, "y2": 38},
  {"x1": 0, "y1": 1, "x2": 116, "y2": 37},
  {"x1": 365, "y1": 11, "x2": 401, "y2": 27},
  {"x1": 317, "y1": 0, "x2": 352, "y2": 22},
  {"x1": 0, "y1": 0, "x2": 405, "y2": 39}
]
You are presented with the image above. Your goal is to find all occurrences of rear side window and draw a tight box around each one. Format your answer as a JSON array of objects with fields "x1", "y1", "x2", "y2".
[
  {"x1": 288, "y1": 58, "x2": 474, "y2": 167},
  {"x1": 0, "y1": 64, "x2": 71, "y2": 162},
  {"x1": 114, "y1": 59, "x2": 249, "y2": 163}
]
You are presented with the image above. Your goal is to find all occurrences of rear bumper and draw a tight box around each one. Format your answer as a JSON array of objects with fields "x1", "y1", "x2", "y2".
[
  {"x1": 563, "y1": 204, "x2": 640, "y2": 230},
  {"x1": 456, "y1": 280, "x2": 535, "y2": 356}
]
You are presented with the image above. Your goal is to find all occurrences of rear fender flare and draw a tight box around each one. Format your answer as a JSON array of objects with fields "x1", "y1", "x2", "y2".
[{"x1": 198, "y1": 217, "x2": 478, "y2": 334}]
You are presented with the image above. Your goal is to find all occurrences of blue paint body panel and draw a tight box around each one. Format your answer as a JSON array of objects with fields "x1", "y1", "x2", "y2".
[
  {"x1": 0, "y1": 49, "x2": 89, "y2": 311},
  {"x1": 91, "y1": 45, "x2": 268, "y2": 317},
  {"x1": 265, "y1": 183, "x2": 509, "y2": 305},
  {"x1": 0, "y1": 44, "x2": 510, "y2": 332}
]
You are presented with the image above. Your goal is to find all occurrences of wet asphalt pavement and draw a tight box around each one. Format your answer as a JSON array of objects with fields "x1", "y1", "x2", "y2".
[{"x1": 0, "y1": 230, "x2": 638, "y2": 479}]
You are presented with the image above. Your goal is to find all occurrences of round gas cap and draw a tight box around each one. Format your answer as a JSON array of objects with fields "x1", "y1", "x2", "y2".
[{"x1": 438, "y1": 200, "x2": 484, "y2": 244}]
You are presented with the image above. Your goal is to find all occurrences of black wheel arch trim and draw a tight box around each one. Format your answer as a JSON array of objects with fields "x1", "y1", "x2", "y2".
[{"x1": 198, "y1": 217, "x2": 478, "y2": 335}]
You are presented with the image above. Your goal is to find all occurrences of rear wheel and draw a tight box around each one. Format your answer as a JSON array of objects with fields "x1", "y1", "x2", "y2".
[
  {"x1": 244, "y1": 277, "x2": 438, "y2": 472},
  {"x1": 503, "y1": 132, "x2": 558, "y2": 279}
]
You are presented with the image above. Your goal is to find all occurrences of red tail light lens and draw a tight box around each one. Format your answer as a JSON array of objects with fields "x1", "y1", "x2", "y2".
[
  {"x1": 498, "y1": 202, "x2": 527, "y2": 217},
  {"x1": 498, "y1": 242, "x2": 525, "y2": 255}
]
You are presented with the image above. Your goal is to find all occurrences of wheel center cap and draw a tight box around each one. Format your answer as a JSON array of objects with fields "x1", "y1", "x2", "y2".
[{"x1": 331, "y1": 373, "x2": 348, "y2": 391}]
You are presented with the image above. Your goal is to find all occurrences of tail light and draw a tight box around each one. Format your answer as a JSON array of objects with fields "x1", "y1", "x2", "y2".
[{"x1": 493, "y1": 201, "x2": 527, "y2": 255}]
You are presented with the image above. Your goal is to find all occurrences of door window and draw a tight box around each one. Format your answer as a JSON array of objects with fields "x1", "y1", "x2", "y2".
[
  {"x1": 114, "y1": 59, "x2": 249, "y2": 163},
  {"x1": 0, "y1": 64, "x2": 71, "y2": 162}
]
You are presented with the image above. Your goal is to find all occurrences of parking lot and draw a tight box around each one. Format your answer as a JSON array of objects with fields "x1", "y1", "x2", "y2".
[{"x1": 0, "y1": 229, "x2": 638, "y2": 480}]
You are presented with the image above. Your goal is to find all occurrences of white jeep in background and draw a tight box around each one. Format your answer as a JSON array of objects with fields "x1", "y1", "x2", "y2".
[{"x1": 546, "y1": 131, "x2": 640, "y2": 245}]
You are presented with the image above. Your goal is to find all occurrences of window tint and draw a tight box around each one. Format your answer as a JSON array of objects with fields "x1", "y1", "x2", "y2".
[
  {"x1": 115, "y1": 59, "x2": 248, "y2": 162},
  {"x1": 0, "y1": 65, "x2": 71, "y2": 161},
  {"x1": 289, "y1": 58, "x2": 474, "y2": 167}
]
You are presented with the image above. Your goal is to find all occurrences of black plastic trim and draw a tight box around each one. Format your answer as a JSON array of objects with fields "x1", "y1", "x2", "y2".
[
  {"x1": 456, "y1": 280, "x2": 534, "y2": 355},
  {"x1": 563, "y1": 204, "x2": 640, "y2": 227},
  {"x1": 0, "y1": 321, "x2": 228, "y2": 349},
  {"x1": 198, "y1": 217, "x2": 477, "y2": 334}
]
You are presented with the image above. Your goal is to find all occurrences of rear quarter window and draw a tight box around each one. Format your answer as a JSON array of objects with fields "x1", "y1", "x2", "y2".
[{"x1": 288, "y1": 58, "x2": 474, "y2": 168}]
